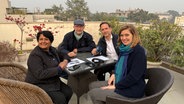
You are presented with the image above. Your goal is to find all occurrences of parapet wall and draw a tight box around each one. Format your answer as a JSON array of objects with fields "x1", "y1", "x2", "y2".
[{"x1": 0, "y1": 21, "x2": 101, "y2": 50}]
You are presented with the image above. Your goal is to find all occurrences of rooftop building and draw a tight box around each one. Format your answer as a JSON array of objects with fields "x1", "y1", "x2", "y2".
[
  {"x1": 0, "y1": 0, "x2": 56, "y2": 23},
  {"x1": 0, "y1": 0, "x2": 10, "y2": 23}
]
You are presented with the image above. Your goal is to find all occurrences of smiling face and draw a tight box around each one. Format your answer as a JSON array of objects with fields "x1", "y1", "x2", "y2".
[
  {"x1": 119, "y1": 29, "x2": 133, "y2": 46},
  {"x1": 38, "y1": 34, "x2": 51, "y2": 51},
  {"x1": 100, "y1": 23, "x2": 112, "y2": 38},
  {"x1": 118, "y1": 24, "x2": 140, "y2": 48}
]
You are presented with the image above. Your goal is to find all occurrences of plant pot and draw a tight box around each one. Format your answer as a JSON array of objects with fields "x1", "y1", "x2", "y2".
[
  {"x1": 26, "y1": 37, "x2": 34, "y2": 42},
  {"x1": 17, "y1": 53, "x2": 27, "y2": 62}
]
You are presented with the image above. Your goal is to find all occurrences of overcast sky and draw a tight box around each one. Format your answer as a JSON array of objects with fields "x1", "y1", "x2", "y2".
[{"x1": 9, "y1": 0, "x2": 184, "y2": 14}]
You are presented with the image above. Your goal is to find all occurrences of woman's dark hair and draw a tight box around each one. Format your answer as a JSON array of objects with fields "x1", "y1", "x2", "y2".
[{"x1": 36, "y1": 31, "x2": 54, "y2": 43}]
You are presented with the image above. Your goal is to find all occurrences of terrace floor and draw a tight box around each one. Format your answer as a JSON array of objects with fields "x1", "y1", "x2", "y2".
[{"x1": 16, "y1": 53, "x2": 184, "y2": 104}]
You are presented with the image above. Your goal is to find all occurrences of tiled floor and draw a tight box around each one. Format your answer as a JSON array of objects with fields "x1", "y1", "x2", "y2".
[
  {"x1": 68, "y1": 66, "x2": 184, "y2": 104},
  {"x1": 158, "y1": 67, "x2": 184, "y2": 104},
  {"x1": 16, "y1": 53, "x2": 184, "y2": 104}
]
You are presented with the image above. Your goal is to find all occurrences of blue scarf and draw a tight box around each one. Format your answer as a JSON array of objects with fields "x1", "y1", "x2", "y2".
[{"x1": 115, "y1": 44, "x2": 132, "y2": 84}]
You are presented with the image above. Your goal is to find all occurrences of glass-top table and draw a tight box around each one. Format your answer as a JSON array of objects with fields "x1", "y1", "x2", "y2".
[
  {"x1": 66, "y1": 52, "x2": 117, "y2": 104},
  {"x1": 65, "y1": 52, "x2": 117, "y2": 75}
]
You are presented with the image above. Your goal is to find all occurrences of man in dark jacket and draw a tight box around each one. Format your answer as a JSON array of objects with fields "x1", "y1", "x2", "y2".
[
  {"x1": 92, "y1": 22, "x2": 119, "y2": 81},
  {"x1": 58, "y1": 19, "x2": 96, "y2": 58}
]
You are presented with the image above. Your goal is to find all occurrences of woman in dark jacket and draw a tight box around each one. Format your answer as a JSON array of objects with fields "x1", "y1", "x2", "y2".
[
  {"x1": 25, "y1": 31, "x2": 73, "y2": 104},
  {"x1": 87, "y1": 24, "x2": 147, "y2": 104}
]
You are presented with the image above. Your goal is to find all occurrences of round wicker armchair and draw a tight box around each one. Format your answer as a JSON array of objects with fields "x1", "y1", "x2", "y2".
[
  {"x1": 0, "y1": 62, "x2": 27, "y2": 81},
  {"x1": 0, "y1": 78, "x2": 53, "y2": 104},
  {"x1": 0, "y1": 62, "x2": 53, "y2": 104}
]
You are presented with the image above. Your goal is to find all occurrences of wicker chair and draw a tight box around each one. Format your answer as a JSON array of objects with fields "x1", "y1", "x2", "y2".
[
  {"x1": 0, "y1": 62, "x2": 27, "y2": 81},
  {"x1": 0, "y1": 78, "x2": 53, "y2": 104},
  {"x1": 0, "y1": 62, "x2": 53, "y2": 104},
  {"x1": 106, "y1": 67, "x2": 174, "y2": 104}
]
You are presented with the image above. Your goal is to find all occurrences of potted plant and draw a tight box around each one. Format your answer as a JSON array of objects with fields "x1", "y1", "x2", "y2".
[
  {"x1": 137, "y1": 20, "x2": 182, "y2": 66},
  {"x1": 24, "y1": 23, "x2": 63, "y2": 42},
  {"x1": 5, "y1": 15, "x2": 27, "y2": 62},
  {"x1": 5, "y1": 15, "x2": 63, "y2": 61}
]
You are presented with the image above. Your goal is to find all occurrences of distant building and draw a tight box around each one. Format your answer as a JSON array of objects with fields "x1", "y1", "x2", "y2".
[
  {"x1": 6, "y1": 7, "x2": 27, "y2": 14},
  {"x1": 155, "y1": 13, "x2": 172, "y2": 21},
  {"x1": 0, "y1": 0, "x2": 10, "y2": 23},
  {"x1": 0, "y1": 0, "x2": 56, "y2": 23},
  {"x1": 175, "y1": 16, "x2": 184, "y2": 27},
  {"x1": 109, "y1": 8, "x2": 143, "y2": 22}
]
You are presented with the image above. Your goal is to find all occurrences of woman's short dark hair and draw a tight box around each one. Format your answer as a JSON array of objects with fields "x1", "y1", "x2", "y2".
[{"x1": 36, "y1": 31, "x2": 54, "y2": 43}]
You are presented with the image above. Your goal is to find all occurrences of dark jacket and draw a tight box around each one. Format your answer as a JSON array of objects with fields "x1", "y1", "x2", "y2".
[
  {"x1": 25, "y1": 46, "x2": 64, "y2": 92},
  {"x1": 97, "y1": 34, "x2": 119, "y2": 56},
  {"x1": 115, "y1": 44, "x2": 147, "y2": 98},
  {"x1": 58, "y1": 30, "x2": 96, "y2": 54}
]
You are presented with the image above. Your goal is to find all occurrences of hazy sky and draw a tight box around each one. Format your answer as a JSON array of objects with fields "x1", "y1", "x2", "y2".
[{"x1": 9, "y1": 0, "x2": 184, "y2": 14}]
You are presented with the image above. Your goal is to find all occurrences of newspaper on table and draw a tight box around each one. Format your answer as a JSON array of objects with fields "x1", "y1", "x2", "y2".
[{"x1": 67, "y1": 58, "x2": 85, "y2": 68}]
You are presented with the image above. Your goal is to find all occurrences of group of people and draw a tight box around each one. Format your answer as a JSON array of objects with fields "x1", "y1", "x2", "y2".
[{"x1": 25, "y1": 19, "x2": 147, "y2": 104}]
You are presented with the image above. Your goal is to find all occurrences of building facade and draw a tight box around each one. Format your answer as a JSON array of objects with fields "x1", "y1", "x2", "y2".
[
  {"x1": 0, "y1": 0, "x2": 10, "y2": 23},
  {"x1": 175, "y1": 16, "x2": 184, "y2": 27},
  {"x1": 0, "y1": 0, "x2": 55, "y2": 23}
]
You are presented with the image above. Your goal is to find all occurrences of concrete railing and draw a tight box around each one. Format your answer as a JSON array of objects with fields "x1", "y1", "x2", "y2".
[{"x1": 0, "y1": 21, "x2": 102, "y2": 50}]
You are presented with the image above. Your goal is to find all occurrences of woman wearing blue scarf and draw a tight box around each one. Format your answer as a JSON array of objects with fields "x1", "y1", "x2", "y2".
[{"x1": 87, "y1": 24, "x2": 147, "y2": 104}]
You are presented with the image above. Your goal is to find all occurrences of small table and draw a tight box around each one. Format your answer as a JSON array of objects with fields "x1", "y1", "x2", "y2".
[
  {"x1": 66, "y1": 53, "x2": 93, "y2": 75},
  {"x1": 66, "y1": 53, "x2": 116, "y2": 104}
]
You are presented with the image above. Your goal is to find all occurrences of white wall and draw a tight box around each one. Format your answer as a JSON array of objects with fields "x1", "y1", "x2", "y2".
[
  {"x1": 0, "y1": 21, "x2": 101, "y2": 50},
  {"x1": 0, "y1": 0, "x2": 10, "y2": 23}
]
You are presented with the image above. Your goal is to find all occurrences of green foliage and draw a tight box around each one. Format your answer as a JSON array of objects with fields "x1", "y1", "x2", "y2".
[
  {"x1": 89, "y1": 12, "x2": 118, "y2": 21},
  {"x1": 44, "y1": 9, "x2": 56, "y2": 15},
  {"x1": 51, "y1": 4, "x2": 64, "y2": 14},
  {"x1": 65, "y1": 0, "x2": 90, "y2": 19},
  {"x1": 167, "y1": 10, "x2": 180, "y2": 23},
  {"x1": 138, "y1": 20, "x2": 183, "y2": 62},
  {"x1": 170, "y1": 35, "x2": 184, "y2": 67},
  {"x1": 109, "y1": 20, "x2": 122, "y2": 35},
  {"x1": 167, "y1": 10, "x2": 180, "y2": 17},
  {"x1": 127, "y1": 9, "x2": 159, "y2": 23},
  {"x1": 44, "y1": 4, "x2": 65, "y2": 20}
]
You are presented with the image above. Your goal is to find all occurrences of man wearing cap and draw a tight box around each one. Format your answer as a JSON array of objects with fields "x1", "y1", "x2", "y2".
[{"x1": 58, "y1": 19, "x2": 96, "y2": 58}]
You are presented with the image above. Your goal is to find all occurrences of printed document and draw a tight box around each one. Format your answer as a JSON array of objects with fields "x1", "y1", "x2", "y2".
[
  {"x1": 67, "y1": 58, "x2": 85, "y2": 68},
  {"x1": 86, "y1": 56, "x2": 109, "y2": 62}
]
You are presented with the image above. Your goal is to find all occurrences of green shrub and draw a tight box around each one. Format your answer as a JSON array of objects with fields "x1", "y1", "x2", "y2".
[
  {"x1": 170, "y1": 36, "x2": 184, "y2": 67},
  {"x1": 137, "y1": 20, "x2": 183, "y2": 62}
]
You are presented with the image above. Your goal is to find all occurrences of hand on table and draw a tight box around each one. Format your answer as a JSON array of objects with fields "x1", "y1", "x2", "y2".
[
  {"x1": 59, "y1": 59, "x2": 68, "y2": 70},
  {"x1": 68, "y1": 48, "x2": 77, "y2": 57}
]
